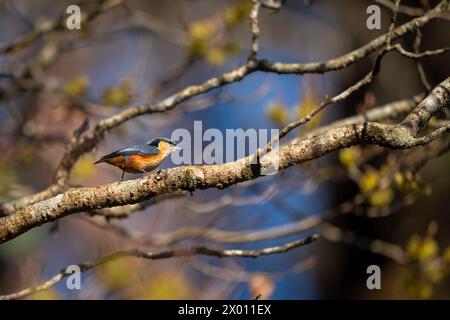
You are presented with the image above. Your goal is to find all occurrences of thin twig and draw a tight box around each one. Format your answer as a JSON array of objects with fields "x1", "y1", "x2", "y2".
[
  {"x1": 0, "y1": 234, "x2": 319, "y2": 300},
  {"x1": 374, "y1": 0, "x2": 425, "y2": 16},
  {"x1": 1, "y1": 1, "x2": 445, "y2": 215},
  {"x1": 414, "y1": 29, "x2": 432, "y2": 92},
  {"x1": 248, "y1": 0, "x2": 261, "y2": 63}
]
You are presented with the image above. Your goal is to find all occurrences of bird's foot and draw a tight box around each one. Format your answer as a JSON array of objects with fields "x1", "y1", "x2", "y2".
[{"x1": 142, "y1": 171, "x2": 152, "y2": 179}]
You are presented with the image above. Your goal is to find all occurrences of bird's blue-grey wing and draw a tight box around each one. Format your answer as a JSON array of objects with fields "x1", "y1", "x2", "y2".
[
  {"x1": 118, "y1": 145, "x2": 159, "y2": 156},
  {"x1": 94, "y1": 144, "x2": 159, "y2": 164}
]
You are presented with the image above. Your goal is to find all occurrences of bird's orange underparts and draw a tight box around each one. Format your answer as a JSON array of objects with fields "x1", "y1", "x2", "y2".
[{"x1": 105, "y1": 153, "x2": 164, "y2": 173}]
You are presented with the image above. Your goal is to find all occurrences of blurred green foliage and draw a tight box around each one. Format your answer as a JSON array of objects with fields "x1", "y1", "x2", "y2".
[
  {"x1": 71, "y1": 155, "x2": 95, "y2": 180},
  {"x1": 186, "y1": 0, "x2": 247, "y2": 65},
  {"x1": 225, "y1": 0, "x2": 252, "y2": 26},
  {"x1": 338, "y1": 147, "x2": 361, "y2": 170},
  {"x1": 266, "y1": 102, "x2": 289, "y2": 126},
  {"x1": 98, "y1": 258, "x2": 136, "y2": 291},
  {"x1": 297, "y1": 89, "x2": 322, "y2": 128},
  {"x1": 401, "y1": 233, "x2": 450, "y2": 299},
  {"x1": 102, "y1": 79, "x2": 133, "y2": 106},
  {"x1": 64, "y1": 76, "x2": 89, "y2": 97},
  {"x1": 0, "y1": 163, "x2": 17, "y2": 196},
  {"x1": 135, "y1": 272, "x2": 192, "y2": 299},
  {"x1": 27, "y1": 289, "x2": 60, "y2": 300}
]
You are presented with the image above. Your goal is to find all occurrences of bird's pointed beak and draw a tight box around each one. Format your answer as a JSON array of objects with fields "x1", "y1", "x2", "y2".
[{"x1": 174, "y1": 146, "x2": 182, "y2": 151}]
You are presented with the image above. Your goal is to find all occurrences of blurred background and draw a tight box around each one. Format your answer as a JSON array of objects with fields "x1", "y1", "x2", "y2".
[{"x1": 0, "y1": 0, "x2": 449, "y2": 299}]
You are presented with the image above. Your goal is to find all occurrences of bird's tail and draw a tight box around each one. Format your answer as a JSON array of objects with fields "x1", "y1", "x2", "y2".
[
  {"x1": 94, "y1": 158, "x2": 106, "y2": 164},
  {"x1": 94, "y1": 152, "x2": 117, "y2": 164}
]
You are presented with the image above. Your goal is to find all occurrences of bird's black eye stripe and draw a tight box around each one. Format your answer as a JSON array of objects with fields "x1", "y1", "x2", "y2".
[
  {"x1": 147, "y1": 137, "x2": 177, "y2": 146},
  {"x1": 166, "y1": 139, "x2": 177, "y2": 146}
]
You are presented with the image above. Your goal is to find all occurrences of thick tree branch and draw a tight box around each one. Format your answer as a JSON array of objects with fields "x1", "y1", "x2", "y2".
[
  {"x1": 0, "y1": 78, "x2": 448, "y2": 244},
  {"x1": 1, "y1": 0, "x2": 446, "y2": 215},
  {"x1": 302, "y1": 94, "x2": 424, "y2": 139},
  {"x1": 258, "y1": 0, "x2": 447, "y2": 74},
  {"x1": 263, "y1": 52, "x2": 386, "y2": 155}
]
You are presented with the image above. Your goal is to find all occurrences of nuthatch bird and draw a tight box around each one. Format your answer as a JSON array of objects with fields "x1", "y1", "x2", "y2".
[{"x1": 94, "y1": 137, "x2": 179, "y2": 180}]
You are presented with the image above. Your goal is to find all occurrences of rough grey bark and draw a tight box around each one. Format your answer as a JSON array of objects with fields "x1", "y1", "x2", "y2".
[
  {"x1": 0, "y1": 77, "x2": 448, "y2": 245},
  {"x1": 0, "y1": 0, "x2": 446, "y2": 215}
]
